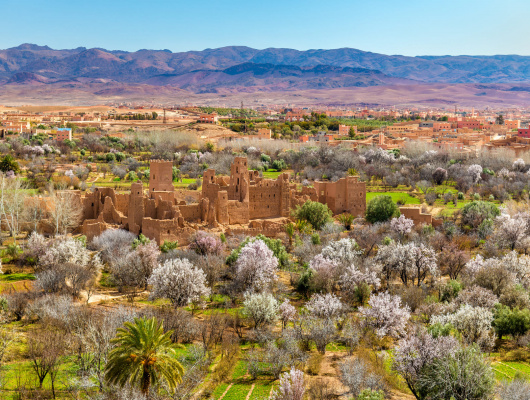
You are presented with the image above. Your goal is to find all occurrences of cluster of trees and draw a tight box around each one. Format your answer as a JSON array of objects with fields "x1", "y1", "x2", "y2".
[{"x1": 1, "y1": 189, "x2": 530, "y2": 398}]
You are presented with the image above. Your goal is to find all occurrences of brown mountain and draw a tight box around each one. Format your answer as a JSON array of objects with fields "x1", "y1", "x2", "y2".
[{"x1": 4, "y1": 44, "x2": 530, "y2": 106}]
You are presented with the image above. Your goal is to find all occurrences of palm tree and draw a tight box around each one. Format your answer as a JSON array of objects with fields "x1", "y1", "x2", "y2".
[{"x1": 105, "y1": 317, "x2": 184, "y2": 396}]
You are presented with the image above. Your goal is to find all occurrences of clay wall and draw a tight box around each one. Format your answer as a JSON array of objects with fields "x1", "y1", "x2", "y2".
[
  {"x1": 227, "y1": 200, "x2": 250, "y2": 224},
  {"x1": 149, "y1": 160, "x2": 174, "y2": 193},
  {"x1": 399, "y1": 207, "x2": 442, "y2": 227},
  {"x1": 314, "y1": 176, "x2": 366, "y2": 216},
  {"x1": 179, "y1": 204, "x2": 202, "y2": 221}
]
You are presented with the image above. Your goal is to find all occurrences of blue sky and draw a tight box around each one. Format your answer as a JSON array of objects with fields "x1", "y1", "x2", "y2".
[{"x1": 2, "y1": 0, "x2": 529, "y2": 56}]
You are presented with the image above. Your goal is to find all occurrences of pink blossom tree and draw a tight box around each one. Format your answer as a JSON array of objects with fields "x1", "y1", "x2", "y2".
[
  {"x1": 189, "y1": 230, "x2": 224, "y2": 255},
  {"x1": 309, "y1": 254, "x2": 339, "y2": 293},
  {"x1": 390, "y1": 214, "x2": 414, "y2": 239},
  {"x1": 271, "y1": 367, "x2": 305, "y2": 400}
]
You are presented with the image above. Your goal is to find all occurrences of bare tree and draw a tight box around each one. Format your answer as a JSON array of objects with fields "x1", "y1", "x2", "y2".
[
  {"x1": 47, "y1": 189, "x2": 82, "y2": 235},
  {"x1": 0, "y1": 174, "x2": 27, "y2": 244},
  {"x1": 27, "y1": 330, "x2": 64, "y2": 397}
]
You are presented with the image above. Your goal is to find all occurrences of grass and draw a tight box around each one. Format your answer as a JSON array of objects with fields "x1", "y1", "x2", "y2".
[
  {"x1": 1, "y1": 356, "x2": 79, "y2": 393},
  {"x1": 492, "y1": 361, "x2": 530, "y2": 381},
  {"x1": 231, "y1": 360, "x2": 248, "y2": 380},
  {"x1": 222, "y1": 383, "x2": 253, "y2": 400},
  {"x1": 1, "y1": 273, "x2": 35, "y2": 282},
  {"x1": 366, "y1": 192, "x2": 420, "y2": 205},
  {"x1": 212, "y1": 383, "x2": 230, "y2": 399},
  {"x1": 250, "y1": 381, "x2": 275, "y2": 399},
  {"x1": 262, "y1": 170, "x2": 291, "y2": 179}
]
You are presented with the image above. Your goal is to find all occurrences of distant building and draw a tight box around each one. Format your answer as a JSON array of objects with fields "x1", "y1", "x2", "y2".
[
  {"x1": 339, "y1": 124, "x2": 354, "y2": 136},
  {"x1": 285, "y1": 111, "x2": 310, "y2": 122},
  {"x1": 505, "y1": 119, "x2": 520, "y2": 130},
  {"x1": 56, "y1": 128, "x2": 72, "y2": 141},
  {"x1": 198, "y1": 113, "x2": 219, "y2": 124},
  {"x1": 518, "y1": 127, "x2": 530, "y2": 138}
]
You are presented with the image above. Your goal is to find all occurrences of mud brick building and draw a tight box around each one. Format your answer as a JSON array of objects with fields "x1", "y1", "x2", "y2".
[{"x1": 80, "y1": 157, "x2": 366, "y2": 244}]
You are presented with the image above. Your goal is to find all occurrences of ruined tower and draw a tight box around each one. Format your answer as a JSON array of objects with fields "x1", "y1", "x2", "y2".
[
  {"x1": 228, "y1": 157, "x2": 250, "y2": 202},
  {"x1": 149, "y1": 160, "x2": 174, "y2": 194}
]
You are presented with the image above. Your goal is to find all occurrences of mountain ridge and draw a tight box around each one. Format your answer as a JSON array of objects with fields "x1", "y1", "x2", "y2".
[{"x1": 3, "y1": 44, "x2": 530, "y2": 86}]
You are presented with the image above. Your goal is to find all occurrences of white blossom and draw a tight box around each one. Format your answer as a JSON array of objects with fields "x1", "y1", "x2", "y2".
[
  {"x1": 495, "y1": 211, "x2": 529, "y2": 251},
  {"x1": 148, "y1": 258, "x2": 210, "y2": 307},
  {"x1": 464, "y1": 254, "x2": 485, "y2": 278},
  {"x1": 309, "y1": 254, "x2": 339, "y2": 292},
  {"x1": 242, "y1": 292, "x2": 278, "y2": 328},
  {"x1": 320, "y1": 238, "x2": 362, "y2": 267},
  {"x1": 467, "y1": 164, "x2": 483, "y2": 183},
  {"x1": 375, "y1": 242, "x2": 438, "y2": 287},
  {"x1": 40, "y1": 236, "x2": 92, "y2": 270},
  {"x1": 393, "y1": 330, "x2": 459, "y2": 398},
  {"x1": 26, "y1": 231, "x2": 48, "y2": 259},
  {"x1": 431, "y1": 304, "x2": 494, "y2": 345},
  {"x1": 271, "y1": 367, "x2": 305, "y2": 400},
  {"x1": 279, "y1": 299, "x2": 298, "y2": 326},
  {"x1": 513, "y1": 158, "x2": 526, "y2": 171},
  {"x1": 235, "y1": 239, "x2": 278, "y2": 292},
  {"x1": 390, "y1": 214, "x2": 415, "y2": 237},
  {"x1": 360, "y1": 292, "x2": 410, "y2": 338},
  {"x1": 305, "y1": 293, "x2": 344, "y2": 320},
  {"x1": 340, "y1": 264, "x2": 381, "y2": 294}
]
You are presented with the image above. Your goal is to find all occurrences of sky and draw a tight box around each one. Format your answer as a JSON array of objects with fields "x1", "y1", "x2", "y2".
[{"x1": 2, "y1": 0, "x2": 529, "y2": 56}]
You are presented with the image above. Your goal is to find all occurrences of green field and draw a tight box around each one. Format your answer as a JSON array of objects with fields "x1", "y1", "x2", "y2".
[
  {"x1": 492, "y1": 361, "x2": 530, "y2": 380},
  {"x1": 366, "y1": 191, "x2": 421, "y2": 205}
]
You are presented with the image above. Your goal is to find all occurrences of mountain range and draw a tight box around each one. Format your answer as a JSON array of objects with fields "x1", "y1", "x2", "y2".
[{"x1": 4, "y1": 44, "x2": 530, "y2": 106}]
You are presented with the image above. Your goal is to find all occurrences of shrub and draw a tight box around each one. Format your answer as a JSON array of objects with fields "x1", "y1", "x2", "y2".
[
  {"x1": 357, "y1": 389, "x2": 384, "y2": 400},
  {"x1": 493, "y1": 305, "x2": 530, "y2": 339},
  {"x1": 440, "y1": 280, "x2": 462, "y2": 303},
  {"x1": 294, "y1": 200, "x2": 333, "y2": 230},
  {"x1": 160, "y1": 240, "x2": 178, "y2": 253},
  {"x1": 306, "y1": 354, "x2": 323, "y2": 375},
  {"x1": 365, "y1": 195, "x2": 400, "y2": 224},
  {"x1": 189, "y1": 231, "x2": 224, "y2": 256},
  {"x1": 417, "y1": 345, "x2": 495, "y2": 400},
  {"x1": 460, "y1": 201, "x2": 500, "y2": 230}
]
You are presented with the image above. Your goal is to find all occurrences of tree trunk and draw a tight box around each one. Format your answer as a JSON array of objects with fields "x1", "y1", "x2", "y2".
[{"x1": 141, "y1": 368, "x2": 151, "y2": 397}]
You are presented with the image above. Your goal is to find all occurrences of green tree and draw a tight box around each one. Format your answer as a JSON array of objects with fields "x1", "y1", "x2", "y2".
[
  {"x1": 0, "y1": 155, "x2": 20, "y2": 173},
  {"x1": 293, "y1": 200, "x2": 333, "y2": 230},
  {"x1": 460, "y1": 201, "x2": 500, "y2": 230},
  {"x1": 417, "y1": 345, "x2": 494, "y2": 400},
  {"x1": 105, "y1": 317, "x2": 184, "y2": 396},
  {"x1": 496, "y1": 114, "x2": 505, "y2": 125},
  {"x1": 493, "y1": 305, "x2": 530, "y2": 339},
  {"x1": 365, "y1": 195, "x2": 400, "y2": 224},
  {"x1": 172, "y1": 167, "x2": 181, "y2": 182},
  {"x1": 106, "y1": 153, "x2": 116, "y2": 163}
]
